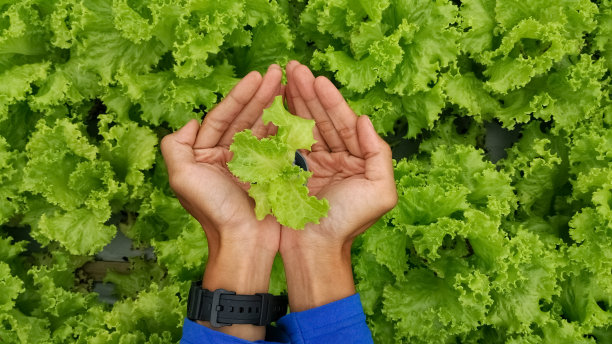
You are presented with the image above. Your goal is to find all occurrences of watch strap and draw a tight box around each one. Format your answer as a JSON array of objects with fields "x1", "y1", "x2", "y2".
[{"x1": 187, "y1": 282, "x2": 288, "y2": 327}]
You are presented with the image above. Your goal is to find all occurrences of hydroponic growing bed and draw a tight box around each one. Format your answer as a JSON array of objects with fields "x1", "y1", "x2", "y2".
[{"x1": 0, "y1": 0, "x2": 611, "y2": 343}]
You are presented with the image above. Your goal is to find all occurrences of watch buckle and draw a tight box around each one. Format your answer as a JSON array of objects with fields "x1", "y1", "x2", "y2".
[{"x1": 210, "y1": 288, "x2": 235, "y2": 328}]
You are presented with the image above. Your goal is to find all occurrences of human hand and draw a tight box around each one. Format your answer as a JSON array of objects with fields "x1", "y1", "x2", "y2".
[
  {"x1": 160, "y1": 64, "x2": 283, "y2": 340},
  {"x1": 279, "y1": 61, "x2": 397, "y2": 311}
]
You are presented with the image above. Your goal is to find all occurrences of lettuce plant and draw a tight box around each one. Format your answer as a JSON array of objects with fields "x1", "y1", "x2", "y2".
[
  {"x1": 0, "y1": 0, "x2": 611, "y2": 342},
  {"x1": 228, "y1": 96, "x2": 329, "y2": 229}
]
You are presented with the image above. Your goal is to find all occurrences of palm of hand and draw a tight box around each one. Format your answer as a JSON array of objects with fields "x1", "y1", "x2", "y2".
[
  {"x1": 175, "y1": 145, "x2": 280, "y2": 251},
  {"x1": 187, "y1": 146, "x2": 251, "y2": 226},
  {"x1": 162, "y1": 67, "x2": 286, "y2": 257},
  {"x1": 281, "y1": 150, "x2": 377, "y2": 244},
  {"x1": 278, "y1": 61, "x2": 397, "y2": 251},
  {"x1": 305, "y1": 151, "x2": 366, "y2": 194}
]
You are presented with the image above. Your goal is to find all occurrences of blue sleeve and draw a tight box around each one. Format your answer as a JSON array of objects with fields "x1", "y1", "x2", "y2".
[
  {"x1": 180, "y1": 294, "x2": 373, "y2": 344},
  {"x1": 180, "y1": 318, "x2": 285, "y2": 344},
  {"x1": 272, "y1": 294, "x2": 373, "y2": 344}
]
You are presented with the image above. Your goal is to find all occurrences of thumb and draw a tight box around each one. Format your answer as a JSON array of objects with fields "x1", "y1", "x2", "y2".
[
  {"x1": 357, "y1": 115, "x2": 394, "y2": 183},
  {"x1": 160, "y1": 119, "x2": 200, "y2": 172},
  {"x1": 172, "y1": 119, "x2": 200, "y2": 145}
]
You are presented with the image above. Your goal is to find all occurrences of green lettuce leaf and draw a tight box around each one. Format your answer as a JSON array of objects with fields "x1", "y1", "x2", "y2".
[
  {"x1": 0, "y1": 1, "x2": 610, "y2": 342},
  {"x1": 499, "y1": 122, "x2": 567, "y2": 218},
  {"x1": 37, "y1": 208, "x2": 116, "y2": 256},
  {"x1": 0, "y1": 137, "x2": 26, "y2": 224},
  {"x1": 153, "y1": 218, "x2": 208, "y2": 281},
  {"x1": 0, "y1": 310, "x2": 51, "y2": 344},
  {"x1": 383, "y1": 268, "x2": 491, "y2": 343},
  {"x1": 0, "y1": 63, "x2": 50, "y2": 121},
  {"x1": 228, "y1": 131, "x2": 294, "y2": 183},
  {"x1": 593, "y1": 0, "x2": 612, "y2": 71},
  {"x1": 21, "y1": 119, "x2": 124, "y2": 254},
  {"x1": 104, "y1": 283, "x2": 185, "y2": 341},
  {"x1": 103, "y1": 257, "x2": 166, "y2": 299},
  {"x1": 98, "y1": 114, "x2": 158, "y2": 188},
  {"x1": 0, "y1": 262, "x2": 23, "y2": 312},
  {"x1": 228, "y1": 96, "x2": 329, "y2": 229},
  {"x1": 127, "y1": 188, "x2": 192, "y2": 244},
  {"x1": 268, "y1": 254, "x2": 287, "y2": 295},
  {"x1": 262, "y1": 97, "x2": 317, "y2": 149}
]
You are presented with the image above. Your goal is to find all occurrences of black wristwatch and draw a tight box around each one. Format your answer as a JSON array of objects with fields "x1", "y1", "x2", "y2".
[{"x1": 187, "y1": 282, "x2": 288, "y2": 327}]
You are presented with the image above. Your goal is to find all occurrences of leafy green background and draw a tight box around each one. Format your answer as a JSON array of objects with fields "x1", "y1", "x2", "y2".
[{"x1": 0, "y1": 0, "x2": 611, "y2": 342}]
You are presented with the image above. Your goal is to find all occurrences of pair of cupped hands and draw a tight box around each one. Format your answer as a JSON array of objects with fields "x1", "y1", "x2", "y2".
[{"x1": 161, "y1": 61, "x2": 397, "y2": 340}]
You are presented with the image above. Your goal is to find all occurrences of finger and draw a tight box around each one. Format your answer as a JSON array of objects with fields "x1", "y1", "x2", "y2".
[
  {"x1": 265, "y1": 70, "x2": 283, "y2": 108},
  {"x1": 286, "y1": 61, "x2": 328, "y2": 152},
  {"x1": 250, "y1": 114, "x2": 270, "y2": 139},
  {"x1": 293, "y1": 64, "x2": 344, "y2": 152},
  {"x1": 251, "y1": 120, "x2": 277, "y2": 139},
  {"x1": 252, "y1": 68, "x2": 284, "y2": 138},
  {"x1": 251, "y1": 108, "x2": 279, "y2": 139},
  {"x1": 266, "y1": 123, "x2": 278, "y2": 137},
  {"x1": 314, "y1": 76, "x2": 362, "y2": 157},
  {"x1": 357, "y1": 115, "x2": 394, "y2": 184},
  {"x1": 280, "y1": 84, "x2": 286, "y2": 104},
  {"x1": 218, "y1": 64, "x2": 283, "y2": 148},
  {"x1": 194, "y1": 71, "x2": 263, "y2": 149},
  {"x1": 285, "y1": 60, "x2": 301, "y2": 114},
  {"x1": 160, "y1": 119, "x2": 200, "y2": 175}
]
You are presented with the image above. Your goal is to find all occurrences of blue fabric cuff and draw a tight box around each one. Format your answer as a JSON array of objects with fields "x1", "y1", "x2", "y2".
[
  {"x1": 180, "y1": 294, "x2": 373, "y2": 344},
  {"x1": 275, "y1": 294, "x2": 372, "y2": 343},
  {"x1": 180, "y1": 318, "x2": 273, "y2": 344}
]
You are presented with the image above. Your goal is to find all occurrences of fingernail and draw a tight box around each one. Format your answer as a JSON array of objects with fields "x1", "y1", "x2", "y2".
[
  {"x1": 246, "y1": 70, "x2": 263, "y2": 82},
  {"x1": 364, "y1": 115, "x2": 374, "y2": 129}
]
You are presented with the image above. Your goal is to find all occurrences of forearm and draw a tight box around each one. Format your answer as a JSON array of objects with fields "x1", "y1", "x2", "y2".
[
  {"x1": 198, "y1": 241, "x2": 276, "y2": 341},
  {"x1": 280, "y1": 242, "x2": 356, "y2": 312}
]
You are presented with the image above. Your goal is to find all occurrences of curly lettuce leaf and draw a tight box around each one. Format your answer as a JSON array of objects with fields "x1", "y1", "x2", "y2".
[
  {"x1": 500, "y1": 123, "x2": 567, "y2": 218},
  {"x1": 38, "y1": 208, "x2": 116, "y2": 256},
  {"x1": 0, "y1": 137, "x2": 26, "y2": 224},
  {"x1": 262, "y1": 97, "x2": 317, "y2": 149},
  {"x1": 153, "y1": 219, "x2": 208, "y2": 282},
  {"x1": 264, "y1": 168, "x2": 330, "y2": 229},
  {"x1": 0, "y1": 63, "x2": 50, "y2": 121},
  {"x1": 228, "y1": 130, "x2": 294, "y2": 183},
  {"x1": 593, "y1": 0, "x2": 612, "y2": 71},
  {"x1": 461, "y1": 0, "x2": 598, "y2": 94},
  {"x1": 104, "y1": 283, "x2": 185, "y2": 341},
  {"x1": 98, "y1": 114, "x2": 158, "y2": 188},
  {"x1": 353, "y1": 145, "x2": 523, "y2": 342},
  {"x1": 383, "y1": 268, "x2": 491, "y2": 343},
  {"x1": 0, "y1": 262, "x2": 23, "y2": 312},
  {"x1": 301, "y1": 0, "x2": 459, "y2": 138},
  {"x1": 268, "y1": 254, "x2": 287, "y2": 295},
  {"x1": 228, "y1": 96, "x2": 329, "y2": 229},
  {"x1": 0, "y1": 1, "x2": 610, "y2": 343},
  {"x1": 127, "y1": 188, "x2": 192, "y2": 244},
  {"x1": 21, "y1": 119, "x2": 125, "y2": 254},
  {"x1": 103, "y1": 257, "x2": 166, "y2": 299}
]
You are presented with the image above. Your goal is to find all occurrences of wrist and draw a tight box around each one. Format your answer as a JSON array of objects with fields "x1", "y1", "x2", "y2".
[
  {"x1": 198, "y1": 240, "x2": 277, "y2": 341},
  {"x1": 203, "y1": 243, "x2": 276, "y2": 294},
  {"x1": 279, "y1": 230, "x2": 355, "y2": 258},
  {"x1": 203, "y1": 219, "x2": 281, "y2": 260},
  {"x1": 280, "y1": 240, "x2": 355, "y2": 312}
]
